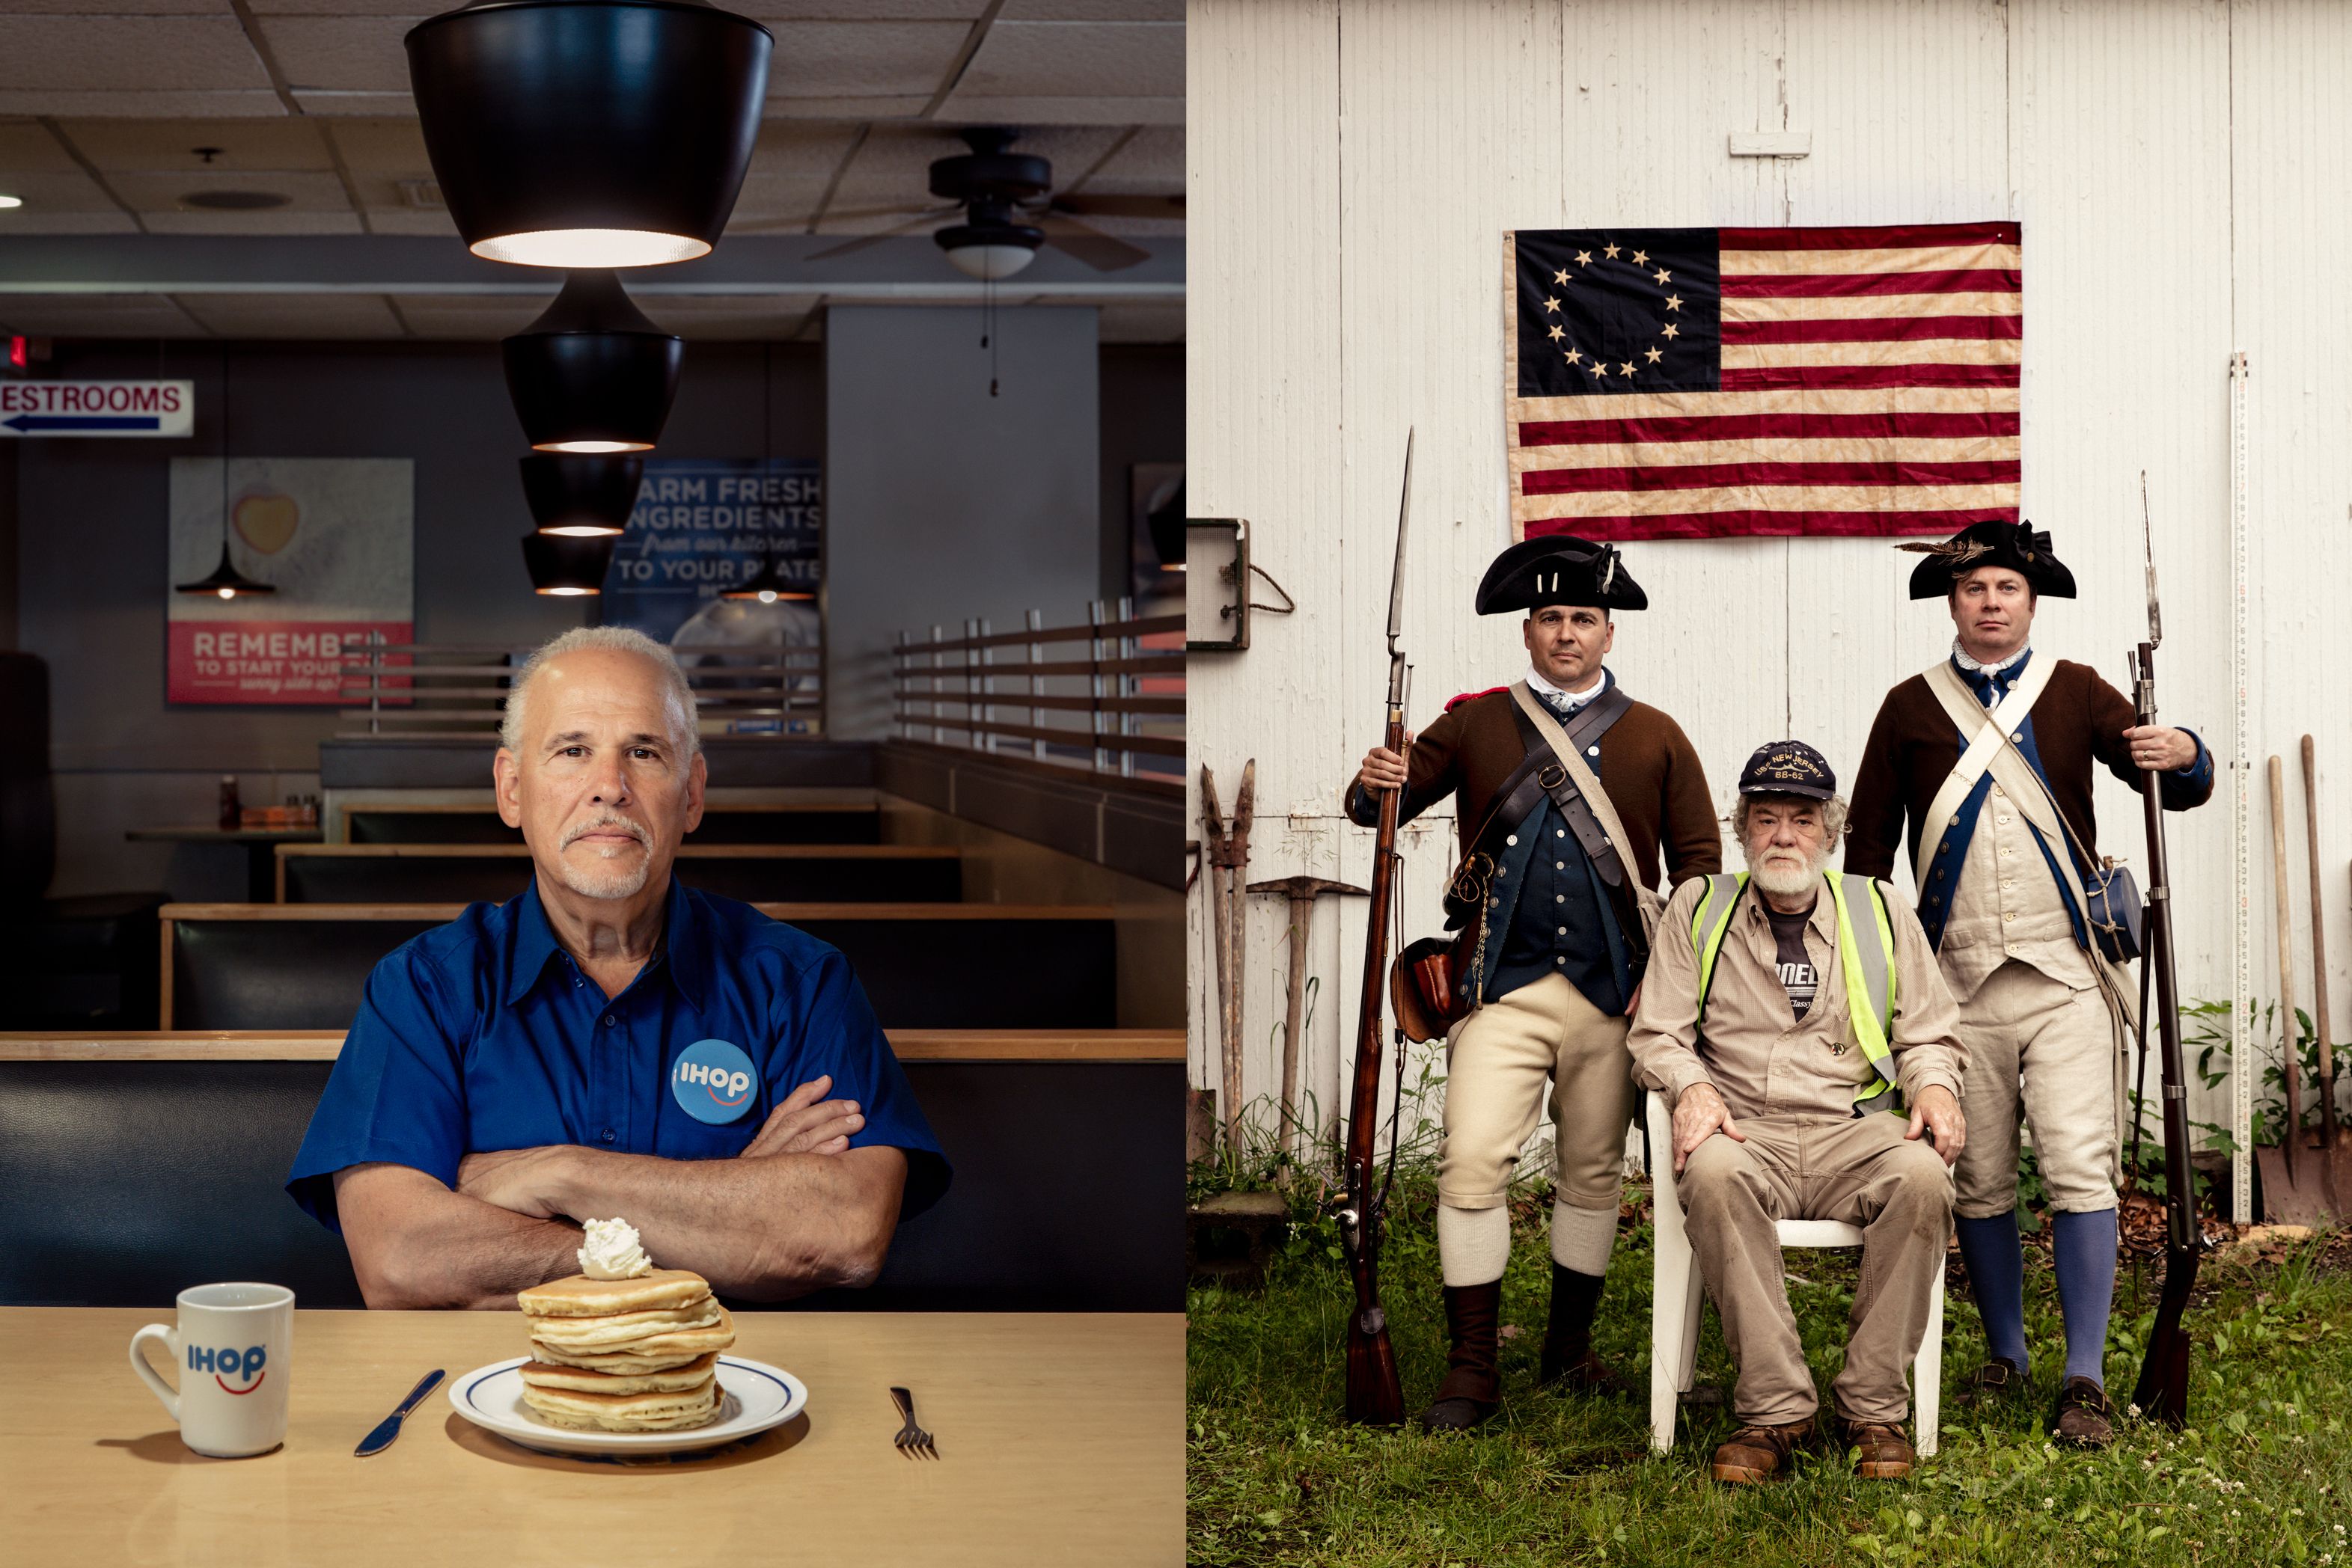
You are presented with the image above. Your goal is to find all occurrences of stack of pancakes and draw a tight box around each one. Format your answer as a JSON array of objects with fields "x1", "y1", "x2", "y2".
[{"x1": 516, "y1": 1269, "x2": 735, "y2": 1431}]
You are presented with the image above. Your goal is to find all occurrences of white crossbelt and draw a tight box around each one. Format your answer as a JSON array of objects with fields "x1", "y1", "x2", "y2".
[{"x1": 1913, "y1": 655, "x2": 2056, "y2": 895}]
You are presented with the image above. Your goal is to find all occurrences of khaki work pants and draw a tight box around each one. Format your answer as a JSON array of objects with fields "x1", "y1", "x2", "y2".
[
  {"x1": 1679, "y1": 1113, "x2": 1954, "y2": 1425},
  {"x1": 1951, "y1": 960, "x2": 2119, "y2": 1219},
  {"x1": 1439, "y1": 972, "x2": 1635, "y2": 1210}
]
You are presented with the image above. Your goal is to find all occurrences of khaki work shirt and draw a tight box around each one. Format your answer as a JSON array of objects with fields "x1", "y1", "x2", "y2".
[{"x1": 1628, "y1": 871, "x2": 1967, "y2": 1121}]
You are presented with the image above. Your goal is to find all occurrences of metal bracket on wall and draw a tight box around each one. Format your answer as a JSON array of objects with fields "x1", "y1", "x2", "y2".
[{"x1": 1184, "y1": 517, "x2": 1295, "y2": 654}]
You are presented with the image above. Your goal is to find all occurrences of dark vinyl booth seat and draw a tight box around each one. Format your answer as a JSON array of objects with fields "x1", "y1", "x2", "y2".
[
  {"x1": 0, "y1": 1053, "x2": 1181, "y2": 1312},
  {"x1": 165, "y1": 905, "x2": 1120, "y2": 1031},
  {"x1": 278, "y1": 848, "x2": 962, "y2": 905}
]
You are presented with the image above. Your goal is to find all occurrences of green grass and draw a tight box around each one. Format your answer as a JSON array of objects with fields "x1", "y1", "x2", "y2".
[{"x1": 1187, "y1": 1171, "x2": 2351, "y2": 1567}]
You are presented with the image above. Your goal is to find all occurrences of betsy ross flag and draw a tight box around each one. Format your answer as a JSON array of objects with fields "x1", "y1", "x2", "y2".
[{"x1": 1505, "y1": 222, "x2": 2020, "y2": 542}]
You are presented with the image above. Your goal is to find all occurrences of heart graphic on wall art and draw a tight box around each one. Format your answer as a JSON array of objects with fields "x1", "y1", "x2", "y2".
[{"x1": 233, "y1": 493, "x2": 301, "y2": 554}]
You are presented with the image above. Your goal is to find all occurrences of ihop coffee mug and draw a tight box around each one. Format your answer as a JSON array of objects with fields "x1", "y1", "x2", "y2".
[{"x1": 129, "y1": 1282, "x2": 294, "y2": 1457}]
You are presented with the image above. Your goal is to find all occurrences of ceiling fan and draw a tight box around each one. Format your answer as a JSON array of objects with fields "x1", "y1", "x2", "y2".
[{"x1": 801, "y1": 127, "x2": 1177, "y2": 279}]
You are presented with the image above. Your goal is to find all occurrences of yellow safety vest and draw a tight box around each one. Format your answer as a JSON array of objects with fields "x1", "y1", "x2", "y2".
[{"x1": 1689, "y1": 869, "x2": 1902, "y2": 1114}]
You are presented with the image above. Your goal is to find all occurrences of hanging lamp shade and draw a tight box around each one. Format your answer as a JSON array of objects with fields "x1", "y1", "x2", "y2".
[
  {"x1": 522, "y1": 453, "x2": 643, "y2": 536},
  {"x1": 504, "y1": 270, "x2": 683, "y2": 453},
  {"x1": 176, "y1": 539, "x2": 277, "y2": 599},
  {"x1": 522, "y1": 530, "x2": 617, "y2": 595},
  {"x1": 405, "y1": 0, "x2": 772, "y2": 269}
]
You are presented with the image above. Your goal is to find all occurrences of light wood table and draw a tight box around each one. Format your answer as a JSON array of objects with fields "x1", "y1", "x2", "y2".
[{"x1": 0, "y1": 1307, "x2": 1182, "y2": 1566}]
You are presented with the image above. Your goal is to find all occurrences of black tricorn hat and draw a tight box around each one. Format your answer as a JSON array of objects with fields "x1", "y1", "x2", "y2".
[
  {"x1": 1899, "y1": 518, "x2": 2077, "y2": 601},
  {"x1": 1475, "y1": 534, "x2": 1648, "y2": 616}
]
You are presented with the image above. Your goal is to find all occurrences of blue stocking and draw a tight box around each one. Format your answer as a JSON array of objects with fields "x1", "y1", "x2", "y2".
[
  {"x1": 1955, "y1": 1211, "x2": 2029, "y2": 1373},
  {"x1": 2050, "y1": 1207, "x2": 2119, "y2": 1387}
]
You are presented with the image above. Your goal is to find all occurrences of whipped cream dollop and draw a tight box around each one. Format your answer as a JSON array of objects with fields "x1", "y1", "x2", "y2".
[{"x1": 577, "y1": 1216, "x2": 653, "y2": 1281}]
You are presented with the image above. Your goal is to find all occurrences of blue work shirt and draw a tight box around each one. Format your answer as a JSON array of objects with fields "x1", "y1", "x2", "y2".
[{"x1": 285, "y1": 875, "x2": 950, "y2": 1232}]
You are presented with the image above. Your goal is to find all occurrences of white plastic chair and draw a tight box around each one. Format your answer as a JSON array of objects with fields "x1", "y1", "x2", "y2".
[{"x1": 1645, "y1": 1093, "x2": 1942, "y2": 1457}]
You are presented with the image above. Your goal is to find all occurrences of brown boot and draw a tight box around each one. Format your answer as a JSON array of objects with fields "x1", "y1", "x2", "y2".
[
  {"x1": 2050, "y1": 1376, "x2": 2114, "y2": 1448},
  {"x1": 1839, "y1": 1416, "x2": 1916, "y2": 1480},
  {"x1": 1709, "y1": 1418, "x2": 1814, "y2": 1483},
  {"x1": 1418, "y1": 1281, "x2": 1503, "y2": 1433}
]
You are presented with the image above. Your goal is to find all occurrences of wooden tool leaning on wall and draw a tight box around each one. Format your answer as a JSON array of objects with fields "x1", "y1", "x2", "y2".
[
  {"x1": 1247, "y1": 875, "x2": 1369, "y2": 1168},
  {"x1": 2255, "y1": 747, "x2": 2346, "y2": 1225},
  {"x1": 1200, "y1": 762, "x2": 1256, "y2": 1154}
]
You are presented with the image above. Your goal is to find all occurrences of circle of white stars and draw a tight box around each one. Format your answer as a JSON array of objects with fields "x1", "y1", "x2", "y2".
[{"x1": 1539, "y1": 240, "x2": 1684, "y2": 382}]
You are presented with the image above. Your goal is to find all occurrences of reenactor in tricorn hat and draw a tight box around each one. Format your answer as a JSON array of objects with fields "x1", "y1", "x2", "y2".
[
  {"x1": 1629, "y1": 740, "x2": 1967, "y2": 1482},
  {"x1": 1347, "y1": 534, "x2": 1720, "y2": 1431},
  {"x1": 1845, "y1": 518, "x2": 2215, "y2": 1448}
]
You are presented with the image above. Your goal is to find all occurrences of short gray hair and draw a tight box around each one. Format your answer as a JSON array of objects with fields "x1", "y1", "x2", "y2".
[
  {"x1": 1734, "y1": 791, "x2": 1850, "y2": 846},
  {"x1": 498, "y1": 625, "x2": 700, "y2": 759}
]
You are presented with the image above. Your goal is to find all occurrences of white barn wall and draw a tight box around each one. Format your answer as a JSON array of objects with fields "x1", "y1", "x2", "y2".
[{"x1": 1190, "y1": 0, "x2": 2351, "y2": 1211}]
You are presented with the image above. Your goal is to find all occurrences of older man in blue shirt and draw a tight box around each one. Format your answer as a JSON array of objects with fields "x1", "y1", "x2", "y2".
[{"x1": 287, "y1": 626, "x2": 947, "y2": 1308}]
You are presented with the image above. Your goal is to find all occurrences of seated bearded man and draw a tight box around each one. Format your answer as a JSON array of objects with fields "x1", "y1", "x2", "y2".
[
  {"x1": 285, "y1": 626, "x2": 948, "y2": 1307},
  {"x1": 1628, "y1": 741, "x2": 1967, "y2": 1482}
]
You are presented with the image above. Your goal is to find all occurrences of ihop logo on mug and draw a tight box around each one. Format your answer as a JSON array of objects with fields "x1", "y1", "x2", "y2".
[
  {"x1": 672, "y1": 1038, "x2": 758, "y2": 1125},
  {"x1": 188, "y1": 1343, "x2": 269, "y2": 1394}
]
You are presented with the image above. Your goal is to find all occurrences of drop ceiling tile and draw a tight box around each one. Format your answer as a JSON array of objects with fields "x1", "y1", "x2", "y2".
[
  {"x1": 386, "y1": 293, "x2": 544, "y2": 339},
  {"x1": 0, "y1": 168, "x2": 120, "y2": 212},
  {"x1": 58, "y1": 118, "x2": 332, "y2": 174},
  {"x1": 316, "y1": 117, "x2": 428, "y2": 172},
  {"x1": 763, "y1": 95, "x2": 926, "y2": 119},
  {"x1": 0, "y1": 120, "x2": 79, "y2": 174},
  {"x1": 1081, "y1": 123, "x2": 1179, "y2": 186},
  {"x1": 0, "y1": 16, "x2": 274, "y2": 92},
  {"x1": 955, "y1": 20, "x2": 1179, "y2": 98},
  {"x1": 360, "y1": 206, "x2": 459, "y2": 236},
  {"x1": 177, "y1": 291, "x2": 401, "y2": 336},
  {"x1": 0, "y1": 210, "x2": 142, "y2": 235},
  {"x1": 0, "y1": 91, "x2": 284, "y2": 117},
  {"x1": 292, "y1": 91, "x2": 415, "y2": 117},
  {"x1": 261, "y1": 15, "x2": 415, "y2": 94},
  {"x1": 998, "y1": 0, "x2": 1179, "y2": 16},
  {"x1": 733, "y1": 0, "x2": 986, "y2": 16},
  {"x1": 750, "y1": 117, "x2": 866, "y2": 169},
  {"x1": 142, "y1": 207, "x2": 363, "y2": 233},
  {"x1": 763, "y1": 20, "x2": 969, "y2": 98},
  {"x1": 1096, "y1": 301, "x2": 1183, "y2": 343},
  {"x1": 109, "y1": 168, "x2": 352, "y2": 212},
  {"x1": 0, "y1": 0, "x2": 223, "y2": 13},
  {"x1": 246, "y1": 0, "x2": 427, "y2": 11},
  {"x1": 943, "y1": 94, "x2": 1180, "y2": 126},
  {"x1": 0, "y1": 292, "x2": 200, "y2": 335}
]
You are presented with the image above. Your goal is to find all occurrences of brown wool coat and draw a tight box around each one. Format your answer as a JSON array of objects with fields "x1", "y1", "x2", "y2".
[
  {"x1": 1344, "y1": 683, "x2": 1723, "y2": 892},
  {"x1": 1843, "y1": 657, "x2": 2214, "y2": 883}
]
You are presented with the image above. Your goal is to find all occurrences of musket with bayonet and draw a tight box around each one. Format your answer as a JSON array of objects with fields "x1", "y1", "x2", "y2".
[
  {"x1": 2128, "y1": 472, "x2": 2201, "y2": 1427},
  {"x1": 1336, "y1": 431, "x2": 1411, "y2": 1426}
]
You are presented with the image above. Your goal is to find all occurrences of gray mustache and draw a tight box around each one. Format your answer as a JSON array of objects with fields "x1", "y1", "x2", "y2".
[{"x1": 562, "y1": 815, "x2": 649, "y2": 849}]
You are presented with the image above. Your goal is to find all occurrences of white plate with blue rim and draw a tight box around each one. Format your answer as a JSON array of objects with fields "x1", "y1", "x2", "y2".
[{"x1": 448, "y1": 1354, "x2": 807, "y2": 1460}]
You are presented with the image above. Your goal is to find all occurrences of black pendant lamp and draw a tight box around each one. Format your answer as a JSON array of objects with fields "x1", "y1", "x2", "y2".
[
  {"x1": 522, "y1": 530, "x2": 617, "y2": 595},
  {"x1": 406, "y1": 0, "x2": 773, "y2": 269},
  {"x1": 177, "y1": 348, "x2": 275, "y2": 599},
  {"x1": 504, "y1": 271, "x2": 683, "y2": 453},
  {"x1": 719, "y1": 548, "x2": 811, "y2": 603},
  {"x1": 522, "y1": 453, "x2": 643, "y2": 536}
]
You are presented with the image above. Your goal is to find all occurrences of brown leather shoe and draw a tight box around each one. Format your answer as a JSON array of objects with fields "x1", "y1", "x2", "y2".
[
  {"x1": 1709, "y1": 1418, "x2": 1814, "y2": 1483},
  {"x1": 1958, "y1": 1356, "x2": 2025, "y2": 1406},
  {"x1": 1839, "y1": 1417, "x2": 1916, "y2": 1480},
  {"x1": 2050, "y1": 1376, "x2": 2114, "y2": 1448}
]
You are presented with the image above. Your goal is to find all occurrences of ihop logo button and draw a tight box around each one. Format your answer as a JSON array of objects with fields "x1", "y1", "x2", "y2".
[{"x1": 672, "y1": 1038, "x2": 757, "y2": 1124}]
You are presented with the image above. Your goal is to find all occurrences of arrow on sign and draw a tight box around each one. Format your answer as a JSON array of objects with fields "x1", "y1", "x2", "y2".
[{"x1": 2, "y1": 414, "x2": 164, "y2": 432}]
